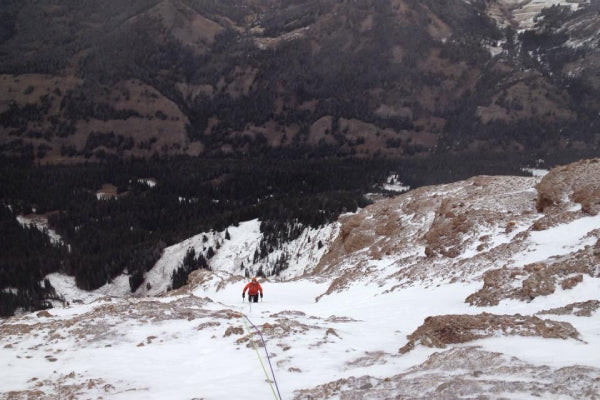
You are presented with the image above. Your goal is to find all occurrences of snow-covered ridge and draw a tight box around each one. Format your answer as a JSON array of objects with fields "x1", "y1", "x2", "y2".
[
  {"x1": 46, "y1": 218, "x2": 340, "y2": 301},
  {"x1": 136, "y1": 219, "x2": 340, "y2": 297}
]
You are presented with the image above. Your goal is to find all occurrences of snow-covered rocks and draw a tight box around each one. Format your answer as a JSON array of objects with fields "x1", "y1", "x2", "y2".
[
  {"x1": 539, "y1": 299, "x2": 600, "y2": 317},
  {"x1": 314, "y1": 174, "x2": 541, "y2": 296},
  {"x1": 536, "y1": 158, "x2": 600, "y2": 216},
  {"x1": 399, "y1": 313, "x2": 580, "y2": 354},
  {"x1": 467, "y1": 241, "x2": 600, "y2": 306},
  {"x1": 295, "y1": 347, "x2": 600, "y2": 400}
]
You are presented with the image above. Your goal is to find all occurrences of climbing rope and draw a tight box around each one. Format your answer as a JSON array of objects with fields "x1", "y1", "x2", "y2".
[{"x1": 242, "y1": 314, "x2": 283, "y2": 400}]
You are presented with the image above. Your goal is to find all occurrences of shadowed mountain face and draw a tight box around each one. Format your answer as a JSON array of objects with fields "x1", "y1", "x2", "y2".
[{"x1": 0, "y1": 0, "x2": 599, "y2": 162}]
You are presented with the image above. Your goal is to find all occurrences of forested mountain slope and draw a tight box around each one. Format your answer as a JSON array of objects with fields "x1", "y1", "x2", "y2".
[{"x1": 1, "y1": 0, "x2": 599, "y2": 162}]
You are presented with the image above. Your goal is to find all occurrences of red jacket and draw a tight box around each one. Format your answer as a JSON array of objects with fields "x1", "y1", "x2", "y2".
[{"x1": 243, "y1": 281, "x2": 263, "y2": 296}]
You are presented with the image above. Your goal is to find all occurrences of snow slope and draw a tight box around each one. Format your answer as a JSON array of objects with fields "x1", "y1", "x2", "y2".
[
  {"x1": 136, "y1": 219, "x2": 340, "y2": 297},
  {"x1": 2, "y1": 269, "x2": 598, "y2": 399},
  {"x1": 44, "y1": 218, "x2": 340, "y2": 302},
  {"x1": 1, "y1": 159, "x2": 600, "y2": 399}
]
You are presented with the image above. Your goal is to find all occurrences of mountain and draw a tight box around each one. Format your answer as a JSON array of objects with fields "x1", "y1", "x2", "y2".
[
  {"x1": 1, "y1": 158, "x2": 599, "y2": 398},
  {"x1": 1, "y1": 0, "x2": 599, "y2": 162}
]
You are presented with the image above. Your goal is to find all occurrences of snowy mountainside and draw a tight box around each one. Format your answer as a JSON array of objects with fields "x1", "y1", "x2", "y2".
[
  {"x1": 1, "y1": 159, "x2": 600, "y2": 399},
  {"x1": 136, "y1": 219, "x2": 341, "y2": 297},
  {"x1": 43, "y1": 219, "x2": 340, "y2": 302}
]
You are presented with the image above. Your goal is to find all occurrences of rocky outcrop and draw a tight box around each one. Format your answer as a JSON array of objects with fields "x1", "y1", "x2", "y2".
[
  {"x1": 538, "y1": 300, "x2": 600, "y2": 317},
  {"x1": 535, "y1": 158, "x2": 600, "y2": 215},
  {"x1": 398, "y1": 313, "x2": 579, "y2": 354},
  {"x1": 531, "y1": 158, "x2": 600, "y2": 230},
  {"x1": 314, "y1": 175, "x2": 539, "y2": 295},
  {"x1": 467, "y1": 242, "x2": 600, "y2": 306},
  {"x1": 316, "y1": 161, "x2": 600, "y2": 302}
]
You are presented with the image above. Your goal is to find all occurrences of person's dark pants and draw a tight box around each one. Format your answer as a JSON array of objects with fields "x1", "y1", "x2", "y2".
[{"x1": 249, "y1": 294, "x2": 259, "y2": 303}]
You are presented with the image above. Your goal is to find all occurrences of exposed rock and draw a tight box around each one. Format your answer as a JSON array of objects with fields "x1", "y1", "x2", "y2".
[
  {"x1": 465, "y1": 266, "x2": 524, "y2": 306},
  {"x1": 325, "y1": 328, "x2": 340, "y2": 338},
  {"x1": 521, "y1": 265, "x2": 557, "y2": 299},
  {"x1": 467, "y1": 244, "x2": 600, "y2": 306},
  {"x1": 223, "y1": 326, "x2": 244, "y2": 337},
  {"x1": 0, "y1": 295, "x2": 223, "y2": 345},
  {"x1": 36, "y1": 310, "x2": 52, "y2": 318},
  {"x1": 561, "y1": 274, "x2": 584, "y2": 290},
  {"x1": 346, "y1": 351, "x2": 388, "y2": 368},
  {"x1": 260, "y1": 319, "x2": 314, "y2": 338},
  {"x1": 574, "y1": 187, "x2": 600, "y2": 216},
  {"x1": 538, "y1": 300, "x2": 600, "y2": 317},
  {"x1": 399, "y1": 313, "x2": 579, "y2": 354},
  {"x1": 530, "y1": 159, "x2": 600, "y2": 233},
  {"x1": 0, "y1": 373, "x2": 117, "y2": 400},
  {"x1": 536, "y1": 158, "x2": 600, "y2": 213},
  {"x1": 594, "y1": 238, "x2": 600, "y2": 257},
  {"x1": 185, "y1": 269, "x2": 245, "y2": 293},
  {"x1": 422, "y1": 204, "x2": 472, "y2": 258}
]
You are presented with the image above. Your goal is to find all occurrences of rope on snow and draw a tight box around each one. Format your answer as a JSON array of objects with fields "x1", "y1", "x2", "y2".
[{"x1": 242, "y1": 314, "x2": 283, "y2": 400}]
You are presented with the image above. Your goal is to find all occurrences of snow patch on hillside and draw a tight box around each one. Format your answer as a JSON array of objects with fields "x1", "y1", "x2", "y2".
[
  {"x1": 210, "y1": 219, "x2": 263, "y2": 275},
  {"x1": 522, "y1": 167, "x2": 549, "y2": 177},
  {"x1": 134, "y1": 224, "x2": 234, "y2": 296},
  {"x1": 490, "y1": 0, "x2": 586, "y2": 30},
  {"x1": 382, "y1": 174, "x2": 410, "y2": 193},
  {"x1": 137, "y1": 178, "x2": 157, "y2": 187},
  {"x1": 16, "y1": 214, "x2": 63, "y2": 244},
  {"x1": 254, "y1": 222, "x2": 341, "y2": 281},
  {"x1": 45, "y1": 272, "x2": 132, "y2": 306}
]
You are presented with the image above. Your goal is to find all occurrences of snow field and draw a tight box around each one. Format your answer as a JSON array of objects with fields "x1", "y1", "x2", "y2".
[{"x1": 3, "y1": 256, "x2": 599, "y2": 399}]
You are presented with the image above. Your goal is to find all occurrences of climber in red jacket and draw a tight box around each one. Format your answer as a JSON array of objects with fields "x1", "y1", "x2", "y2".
[{"x1": 243, "y1": 277, "x2": 263, "y2": 303}]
